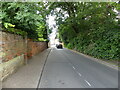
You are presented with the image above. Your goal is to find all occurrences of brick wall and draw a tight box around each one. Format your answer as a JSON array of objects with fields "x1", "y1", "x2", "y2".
[
  {"x1": 1, "y1": 31, "x2": 27, "y2": 63},
  {"x1": 27, "y1": 40, "x2": 47, "y2": 59},
  {"x1": 0, "y1": 31, "x2": 48, "y2": 81}
]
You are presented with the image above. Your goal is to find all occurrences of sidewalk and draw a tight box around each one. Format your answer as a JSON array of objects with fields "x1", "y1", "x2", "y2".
[{"x1": 2, "y1": 49, "x2": 51, "y2": 88}]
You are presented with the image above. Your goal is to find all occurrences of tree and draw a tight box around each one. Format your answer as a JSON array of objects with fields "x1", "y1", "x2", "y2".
[
  {"x1": 49, "y1": 2, "x2": 119, "y2": 60},
  {"x1": 1, "y1": 2, "x2": 50, "y2": 41}
]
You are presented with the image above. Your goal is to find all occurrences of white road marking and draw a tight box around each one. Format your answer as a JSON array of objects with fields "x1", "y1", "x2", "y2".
[
  {"x1": 78, "y1": 72, "x2": 82, "y2": 76},
  {"x1": 72, "y1": 66, "x2": 76, "y2": 70},
  {"x1": 85, "y1": 80, "x2": 91, "y2": 86}
]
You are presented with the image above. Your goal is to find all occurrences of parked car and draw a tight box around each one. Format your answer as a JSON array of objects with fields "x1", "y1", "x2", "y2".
[{"x1": 56, "y1": 44, "x2": 63, "y2": 49}]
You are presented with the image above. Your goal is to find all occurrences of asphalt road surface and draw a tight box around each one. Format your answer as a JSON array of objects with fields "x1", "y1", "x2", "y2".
[{"x1": 38, "y1": 48, "x2": 118, "y2": 88}]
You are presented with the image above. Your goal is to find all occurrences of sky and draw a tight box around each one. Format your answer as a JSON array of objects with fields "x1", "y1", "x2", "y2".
[
  {"x1": 47, "y1": 15, "x2": 57, "y2": 45},
  {"x1": 46, "y1": 8, "x2": 68, "y2": 46}
]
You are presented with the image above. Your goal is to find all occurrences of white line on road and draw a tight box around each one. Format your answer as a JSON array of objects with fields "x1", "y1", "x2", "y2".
[
  {"x1": 77, "y1": 72, "x2": 82, "y2": 76},
  {"x1": 85, "y1": 80, "x2": 91, "y2": 86},
  {"x1": 72, "y1": 66, "x2": 76, "y2": 70}
]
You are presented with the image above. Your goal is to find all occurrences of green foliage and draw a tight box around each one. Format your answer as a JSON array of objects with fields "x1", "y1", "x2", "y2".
[
  {"x1": 1, "y1": 2, "x2": 119, "y2": 60},
  {"x1": 2, "y1": 22, "x2": 27, "y2": 36},
  {"x1": 4, "y1": 22, "x2": 15, "y2": 28},
  {"x1": 1, "y1": 2, "x2": 50, "y2": 41},
  {"x1": 55, "y1": 2, "x2": 120, "y2": 61}
]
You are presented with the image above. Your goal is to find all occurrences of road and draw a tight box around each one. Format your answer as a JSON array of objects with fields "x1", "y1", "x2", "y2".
[{"x1": 38, "y1": 48, "x2": 118, "y2": 88}]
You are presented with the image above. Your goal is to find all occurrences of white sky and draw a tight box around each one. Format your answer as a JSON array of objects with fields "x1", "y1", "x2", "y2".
[
  {"x1": 46, "y1": 8, "x2": 68, "y2": 45},
  {"x1": 47, "y1": 15, "x2": 57, "y2": 45}
]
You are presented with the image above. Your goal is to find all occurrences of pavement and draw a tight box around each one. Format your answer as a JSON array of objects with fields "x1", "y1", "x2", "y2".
[
  {"x1": 2, "y1": 48, "x2": 118, "y2": 88},
  {"x1": 2, "y1": 49, "x2": 51, "y2": 88}
]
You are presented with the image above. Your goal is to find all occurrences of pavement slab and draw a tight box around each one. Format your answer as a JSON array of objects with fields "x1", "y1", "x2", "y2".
[{"x1": 2, "y1": 49, "x2": 51, "y2": 88}]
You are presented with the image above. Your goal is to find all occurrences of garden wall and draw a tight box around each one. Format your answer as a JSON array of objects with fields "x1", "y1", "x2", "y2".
[{"x1": 0, "y1": 31, "x2": 47, "y2": 81}]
